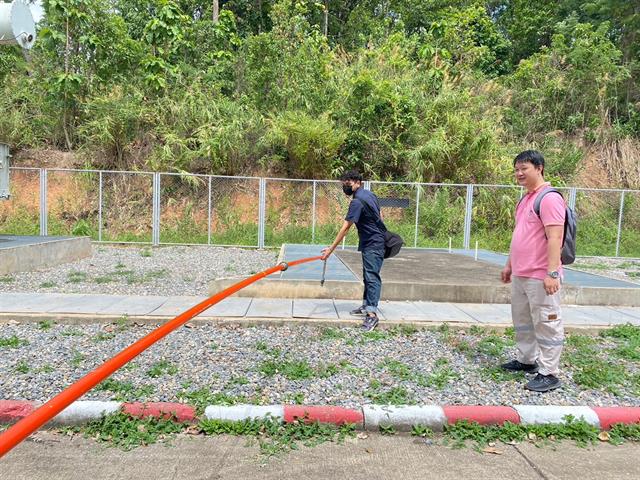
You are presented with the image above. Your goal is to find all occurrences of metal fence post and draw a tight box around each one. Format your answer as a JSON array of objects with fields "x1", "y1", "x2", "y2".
[
  {"x1": 258, "y1": 178, "x2": 266, "y2": 248},
  {"x1": 312, "y1": 180, "x2": 317, "y2": 244},
  {"x1": 414, "y1": 184, "x2": 420, "y2": 247},
  {"x1": 98, "y1": 171, "x2": 103, "y2": 241},
  {"x1": 463, "y1": 184, "x2": 474, "y2": 250},
  {"x1": 152, "y1": 172, "x2": 160, "y2": 246},
  {"x1": 39, "y1": 168, "x2": 47, "y2": 236},
  {"x1": 207, "y1": 176, "x2": 212, "y2": 245},
  {"x1": 615, "y1": 190, "x2": 626, "y2": 257},
  {"x1": 568, "y1": 187, "x2": 577, "y2": 210}
]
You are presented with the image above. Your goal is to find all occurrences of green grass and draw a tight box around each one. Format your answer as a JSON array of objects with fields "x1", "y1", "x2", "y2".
[
  {"x1": 39, "y1": 281, "x2": 57, "y2": 288},
  {"x1": 0, "y1": 335, "x2": 29, "y2": 348},
  {"x1": 476, "y1": 335, "x2": 515, "y2": 358},
  {"x1": 14, "y1": 360, "x2": 30, "y2": 373},
  {"x1": 319, "y1": 327, "x2": 346, "y2": 340},
  {"x1": 479, "y1": 365, "x2": 526, "y2": 383},
  {"x1": 95, "y1": 379, "x2": 155, "y2": 401},
  {"x1": 0, "y1": 275, "x2": 15, "y2": 283},
  {"x1": 70, "y1": 411, "x2": 188, "y2": 451},
  {"x1": 177, "y1": 387, "x2": 254, "y2": 414},
  {"x1": 38, "y1": 319, "x2": 55, "y2": 330},
  {"x1": 146, "y1": 360, "x2": 178, "y2": 378},
  {"x1": 67, "y1": 271, "x2": 88, "y2": 283},
  {"x1": 259, "y1": 358, "x2": 315, "y2": 380},
  {"x1": 416, "y1": 359, "x2": 460, "y2": 389},
  {"x1": 70, "y1": 349, "x2": 84, "y2": 367},
  {"x1": 199, "y1": 416, "x2": 355, "y2": 457},
  {"x1": 365, "y1": 385, "x2": 416, "y2": 405}
]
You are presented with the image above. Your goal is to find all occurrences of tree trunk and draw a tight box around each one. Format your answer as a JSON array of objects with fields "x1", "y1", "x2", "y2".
[
  {"x1": 212, "y1": 0, "x2": 219, "y2": 23},
  {"x1": 323, "y1": 1, "x2": 328, "y2": 37}
]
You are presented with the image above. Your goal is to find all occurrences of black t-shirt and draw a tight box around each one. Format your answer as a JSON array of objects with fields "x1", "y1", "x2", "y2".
[{"x1": 345, "y1": 188, "x2": 386, "y2": 252}]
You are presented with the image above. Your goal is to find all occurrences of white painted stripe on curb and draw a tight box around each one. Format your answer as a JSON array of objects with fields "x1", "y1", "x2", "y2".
[
  {"x1": 49, "y1": 401, "x2": 122, "y2": 426},
  {"x1": 514, "y1": 406, "x2": 600, "y2": 427},
  {"x1": 204, "y1": 405, "x2": 284, "y2": 422},
  {"x1": 362, "y1": 406, "x2": 446, "y2": 432}
]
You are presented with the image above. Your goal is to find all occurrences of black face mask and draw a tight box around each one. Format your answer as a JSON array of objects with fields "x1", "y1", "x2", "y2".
[{"x1": 342, "y1": 184, "x2": 354, "y2": 196}]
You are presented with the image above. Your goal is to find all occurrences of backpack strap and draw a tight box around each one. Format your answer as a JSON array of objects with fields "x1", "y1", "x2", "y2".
[
  {"x1": 354, "y1": 197, "x2": 387, "y2": 233},
  {"x1": 533, "y1": 187, "x2": 564, "y2": 218}
]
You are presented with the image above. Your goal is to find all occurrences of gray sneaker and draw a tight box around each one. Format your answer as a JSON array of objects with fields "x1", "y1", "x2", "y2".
[
  {"x1": 350, "y1": 305, "x2": 367, "y2": 316},
  {"x1": 525, "y1": 374, "x2": 561, "y2": 392},
  {"x1": 361, "y1": 314, "x2": 379, "y2": 332}
]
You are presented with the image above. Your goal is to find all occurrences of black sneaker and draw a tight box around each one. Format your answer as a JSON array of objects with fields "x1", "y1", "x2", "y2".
[
  {"x1": 350, "y1": 305, "x2": 367, "y2": 316},
  {"x1": 361, "y1": 313, "x2": 379, "y2": 332},
  {"x1": 525, "y1": 373, "x2": 561, "y2": 392},
  {"x1": 500, "y1": 359, "x2": 539, "y2": 373}
]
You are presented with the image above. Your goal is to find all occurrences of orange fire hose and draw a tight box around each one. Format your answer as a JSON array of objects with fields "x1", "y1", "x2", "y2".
[{"x1": 0, "y1": 255, "x2": 322, "y2": 457}]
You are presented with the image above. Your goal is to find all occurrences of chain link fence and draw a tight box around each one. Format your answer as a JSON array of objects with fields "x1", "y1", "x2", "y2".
[{"x1": 2, "y1": 167, "x2": 639, "y2": 257}]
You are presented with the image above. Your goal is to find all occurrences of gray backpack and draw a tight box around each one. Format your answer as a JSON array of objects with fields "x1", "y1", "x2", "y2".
[{"x1": 519, "y1": 188, "x2": 578, "y2": 265}]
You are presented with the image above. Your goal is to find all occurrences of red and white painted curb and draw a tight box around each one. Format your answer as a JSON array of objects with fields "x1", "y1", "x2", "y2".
[{"x1": 1, "y1": 401, "x2": 639, "y2": 431}]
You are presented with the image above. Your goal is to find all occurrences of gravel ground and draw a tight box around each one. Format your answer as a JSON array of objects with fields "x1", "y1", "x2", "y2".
[
  {"x1": 1, "y1": 246, "x2": 639, "y2": 407},
  {"x1": 571, "y1": 257, "x2": 640, "y2": 285},
  {"x1": 0, "y1": 322, "x2": 638, "y2": 407},
  {"x1": 0, "y1": 245, "x2": 278, "y2": 296}
]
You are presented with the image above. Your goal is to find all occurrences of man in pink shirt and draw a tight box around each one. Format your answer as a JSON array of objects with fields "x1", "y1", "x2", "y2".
[{"x1": 500, "y1": 150, "x2": 566, "y2": 392}]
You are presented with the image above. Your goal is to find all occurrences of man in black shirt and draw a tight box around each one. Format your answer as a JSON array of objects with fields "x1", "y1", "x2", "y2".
[{"x1": 321, "y1": 170, "x2": 386, "y2": 331}]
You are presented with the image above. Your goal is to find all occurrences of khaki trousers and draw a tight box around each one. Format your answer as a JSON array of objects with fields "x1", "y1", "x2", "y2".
[{"x1": 511, "y1": 276, "x2": 564, "y2": 376}]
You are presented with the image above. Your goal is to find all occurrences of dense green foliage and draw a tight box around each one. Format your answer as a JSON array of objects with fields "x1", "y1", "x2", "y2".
[{"x1": 1, "y1": 0, "x2": 638, "y2": 186}]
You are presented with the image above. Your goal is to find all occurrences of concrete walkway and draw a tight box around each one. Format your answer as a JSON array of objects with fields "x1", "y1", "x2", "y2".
[
  {"x1": 4, "y1": 431, "x2": 640, "y2": 480},
  {"x1": 1, "y1": 292, "x2": 639, "y2": 328}
]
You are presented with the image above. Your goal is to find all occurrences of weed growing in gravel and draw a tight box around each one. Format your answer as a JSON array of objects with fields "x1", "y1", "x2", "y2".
[
  {"x1": 38, "y1": 364, "x2": 55, "y2": 373},
  {"x1": 255, "y1": 341, "x2": 268, "y2": 351},
  {"x1": 140, "y1": 248, "x2": 153, "y2": 257},
  {"x1": 227, "y1": 375, "x2": 249, "y2": 387},
  {"x1": 178, "y1": 388, "x2": 255, "y2": 414},
  {"x1": 14, "y1": 360, "x2": 30, "y2": 373},
  {"x1": 378, "y1": 357, "x2": 412, "y2": 381},
  {"x1": 60, "y1": 328, "x2": 83, "y2": 337},
  {"x1": 146, "y1": 360, "x2": 178, "y2": 378},
  {"x1": 95, "y1": 379, "x2": 155, "y2": 401},
  {"x1": 94, "y1": 276, "x2": 115, "y2": 284},
  {"x1": 0, "y1": 335, "x2": 29, "y2": 348},
  {"x1": 283, "y1": 392, "x2": 305, "y2": 404},
  {"x1": 198, "y1": 416, "x2": 356, "y2": 457},
  {"x1": 479, "y1": 366, "x2": 526, "y2": 383},
  {"x1": 71, "y1": 412, "x2": 188, "y2": 451},
  {"x1": 417, "y1": 358, "x2": 460, "y2": 389},
  {"x1": 319, "y1": 327, "x2": 346, "y2": 340},
  {"x1": 70, "y1": 349, "x2": 85, "y2": 367},
  {"x1": 67, "y1": 271, "x2": 88, "y2": 283},
  {"x1": 38, "y1": 319, "x2": 55, "y2": 330},
  {"x1": 39, "y1": 281, "x2": 56, "y2": 288},
  {"x1": 476, "y1": 335, "x2": 515, "y2": 358},
  {"x1": 0, "y1": 275, "x2": 15, "y2": 283},
  {"x1": 365, "y1": 385, "x2": 416, "y2": 405},
  {"x1": 259, "y1": 358, "x2": 315, "y2": 380},
  {"x1": 93, "y1": 332, "x2": 116, "y2": 342}
]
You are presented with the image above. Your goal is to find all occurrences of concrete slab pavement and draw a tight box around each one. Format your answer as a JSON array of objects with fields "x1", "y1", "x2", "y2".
[
  {"x1": 2, "y1": 293, "x2": 640, "y2": 329},
  {"x1": 3, "y1": 431, "x2": 640, "y2": 480}
]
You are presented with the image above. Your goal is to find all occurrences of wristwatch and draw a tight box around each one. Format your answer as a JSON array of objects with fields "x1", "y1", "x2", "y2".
[{"x1": 547, "y1": 271, "x2": 560, "y2": 279}]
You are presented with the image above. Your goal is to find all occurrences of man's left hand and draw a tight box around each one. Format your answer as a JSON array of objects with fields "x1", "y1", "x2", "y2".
[{"x1": 543, "y1": 276, "x2": 560, "y2": 295}]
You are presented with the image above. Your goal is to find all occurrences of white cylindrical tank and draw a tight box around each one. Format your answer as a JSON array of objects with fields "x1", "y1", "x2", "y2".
[{"x1": 0, "y1": 0, "x2": 36, "y2": 49}]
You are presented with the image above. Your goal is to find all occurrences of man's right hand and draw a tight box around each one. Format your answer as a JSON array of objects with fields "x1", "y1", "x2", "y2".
[
  {"x1": 501, "y1": 265, "x2": 512, "y2": 284},
  {"x1": 320, "y1": 247, "x2": 333, "y2": 261}
]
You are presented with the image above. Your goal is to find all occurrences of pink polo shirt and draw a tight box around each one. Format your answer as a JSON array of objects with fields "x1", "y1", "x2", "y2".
[{"x1": 510, "y1": 182, "x2": 566, "y2": 280}]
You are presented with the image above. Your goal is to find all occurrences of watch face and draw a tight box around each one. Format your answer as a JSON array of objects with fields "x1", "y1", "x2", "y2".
[{"x1": 549, "y1": 271, "x2": 559, "y2": 279}]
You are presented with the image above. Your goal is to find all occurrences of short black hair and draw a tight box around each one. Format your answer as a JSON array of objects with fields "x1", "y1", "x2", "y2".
[
  {"x1": 513, "y1": 150, "x2": 545, "y2": 174},
  {"x1": 340, "y1": 169, "x2": 363, "y2": 182}
]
